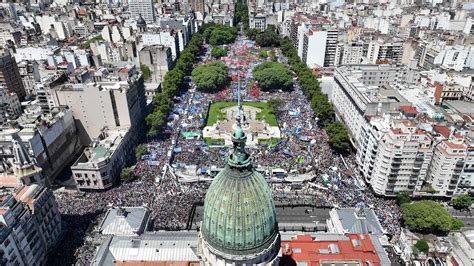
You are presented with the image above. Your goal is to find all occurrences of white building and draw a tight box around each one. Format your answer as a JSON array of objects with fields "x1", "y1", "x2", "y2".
[
  {"x1": 331, "y1": 65, "x2": 411, "y2": 149},
  {"x1": 367, "y1": 39, "x2": 403, "y2": 65},
  {"x1": 71, "y1": 128, "x2": 133, "y2": 190},
  {"x1": 336, "y1": 43, "x2": 365, "y2": 65},
  {"x1": 370, "y1": 121, "x2": 433, "y2": 196},
  {"x1": 302, "y1": 29, "x2": 326, "y2": 68},
  {"x1": 356, "y1": 117, "x2": 389, "y2": 183},
  {"x1": 428, "y1": 130, "x2": 469, "y2": 198}
]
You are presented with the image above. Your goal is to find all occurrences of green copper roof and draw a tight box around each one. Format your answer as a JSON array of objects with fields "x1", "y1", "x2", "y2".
[{"x1": 201, "y1": 106, "x2": 278, "y2": 257}]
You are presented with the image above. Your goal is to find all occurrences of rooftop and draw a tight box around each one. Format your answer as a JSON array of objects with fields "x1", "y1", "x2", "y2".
[
  {"x1": 73, "y1": 129, "x2": 129, "y2": 168},
  {"x1": 280, "y1": 233, "x2": 389, "y2": 266},
  {"x1": 332, "y1": 208, "x2": 385, "y2": 235},
  {"x1": 99, "y1": 207, "x2": 151, "y2": 236},
  {"x1": 92, "y1": 232, "x2": 200, "y2": 266}
]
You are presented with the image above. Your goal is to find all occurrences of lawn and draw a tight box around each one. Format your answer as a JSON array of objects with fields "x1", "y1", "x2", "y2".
[{"x1": 206, "y1": 101, "x2": 278, "y2": 126}]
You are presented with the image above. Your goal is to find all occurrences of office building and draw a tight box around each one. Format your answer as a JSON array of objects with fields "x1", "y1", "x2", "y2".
[
  {"x1": 52, "y1": 65, "x2": 147, "y2": 145},
  {"x1": 129, "y1": 0, "x2": 155, "y2": 23},
  {"x1": 0, "y1": 50, "x2": 26, "y2": 100}
]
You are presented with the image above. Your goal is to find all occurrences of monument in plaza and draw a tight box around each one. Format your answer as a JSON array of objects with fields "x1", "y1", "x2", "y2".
[
  {"x1": 203, "y1": 77, "x2": 281, "y2": 147},
  {"x1": 198, "y1": 96, "x2": 281, "y2": 265}
]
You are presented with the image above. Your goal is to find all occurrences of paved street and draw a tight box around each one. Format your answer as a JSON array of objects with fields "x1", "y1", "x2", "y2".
[{"x1": 448, "y1": 207, "x2": 474, "y2": 227}]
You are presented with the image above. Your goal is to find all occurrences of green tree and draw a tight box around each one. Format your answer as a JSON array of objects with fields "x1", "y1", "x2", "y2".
[
  {"x1": 255, "y1": 28, "x2": 281, "y2": 47},
  {"x1": 145, "y1": 32, "x2": 203, "y2": 137},
  {"x1": 414, "y1": 240, "x2": 429, "y2": 253},
  {"x1": 452, "y1": 194, "x2": 472, "y2": 210},
  {"x1": 146, "y1": 110, "x2": 167, "y2": 136},
  {"x1": 326, "y1": 122, "x2": 350, "y2": 152},
  {"x1": 135, "y1": 144, "x2": 148, "y2": 160},
  {"x1": 208, "y1": 27, "x2": 237, "y2": 46},
  {"x1": 140, "y1": 64, "x2": 152, "y2": 81},
  {"x1": 259, "y1": 50, "x2": 268, "y2": 59},
  {"x1": 451, "y1": 218, "x2": 464, "y2": 230},
  {"x1": 311, "y1": 94, "x2": 335, "y2": 125},
  {"x1": 245, "y1": 28, "x2": 260, "y2": 40},
  {"x1": 401, "y1": 200, "x2": 456, "y2": 235},
  {"x1": 412, "y1": 246, "x2": 420, "y2": 259},
  {"x1": 192, "y1": 61, "x2": 228, "y2": 93},
  {"x1": 396, "y1": 191, "x2": 412, "y2": 206},
  {"x1": 234, "y1": 0, "x2": 249, "y2": 29},
  {"x1": 252, "y1": 61, "x2": 293, "y2": 91},
  {"x1": 269, "y1": 49, "x2": 277, "y2": 61},
  {"x1": 211, "y1": 47, "x2": 228, "y2": 58},
  {"x1": 120, "y1": 167, "x2": 135, "y2": 183}
]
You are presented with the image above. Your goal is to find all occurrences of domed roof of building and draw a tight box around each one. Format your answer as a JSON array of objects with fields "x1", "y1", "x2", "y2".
[
  {"x1": 136, "y1": 14, "x2": 146, "y2": 26},
  {"x1": 201, "y1": 108, "x2": 279, "y2": 258}
]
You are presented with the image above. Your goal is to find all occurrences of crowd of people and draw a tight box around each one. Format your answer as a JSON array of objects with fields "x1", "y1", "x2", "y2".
[{"x1": 50, "y1": 35, "x2": 402, "y2": 264}]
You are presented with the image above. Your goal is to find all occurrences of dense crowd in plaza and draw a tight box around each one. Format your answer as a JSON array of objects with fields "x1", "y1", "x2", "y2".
[{"x1": 51, "y1": 36, "x2": 402, "y2": 264}]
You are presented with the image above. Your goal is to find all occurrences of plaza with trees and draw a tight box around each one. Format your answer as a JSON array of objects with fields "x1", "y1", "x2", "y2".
[{"x1": 252, "y1": 61, "x2": 293, "y2": 91}]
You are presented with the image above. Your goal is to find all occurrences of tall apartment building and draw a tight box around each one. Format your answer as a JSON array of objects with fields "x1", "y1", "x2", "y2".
[
  {"x1": 0, "y1": 86, "x2": 21, "y2": 125},
  {"x1": 367, "y1": 39, "x2": 403, "y2": 65},
  {"x1": 324, "y1": 29, "x2": 339, "y2": 67},
  {"x1": 0, "y1": 185, "x2": 62, "y2": 265},
  {"x1": 335, "y1": 43, "x2": 365, "y2": 66},
  {"x1": 129, "y1": 0, "x2": 155, "y2": 23},
  {"x1": 457, "y1": 141, "x2": 474, "y2": 195},
  {"x1": 370, "y1": 121, "x2": 433, "y2": 196},
  {"x1": 52, "y1": 65, "x2": 147, "y2": 145},
  {"x1": 428, "y1": 130, "x2": 469, "y2": 198},
  {"x1": 356, "y1": 117, "x2": 389, "y2": 183},
  {"x1": 302, "y1": 29, "x2": 327, "y2": 68},
  {"x1": 300, "y1": 27, "x2": 338, "y2": 68},
  {"x1": 188, "y1": 0, "x2": 204, "y2": 14},
  {"x1": 0, "y1": 50, "x2": 26, "y2": 100},
  {"x1": 332, "y1": 65, "x2": 411, "y2": 148}
]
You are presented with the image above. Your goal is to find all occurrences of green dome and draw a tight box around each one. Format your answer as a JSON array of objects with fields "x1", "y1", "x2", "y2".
[
  {"x1": 201, "y1": 123, "x2": 279, "y2": 259},
  {"x1": 202, "y1": 164, "x2": 278, "y2": 257}
]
